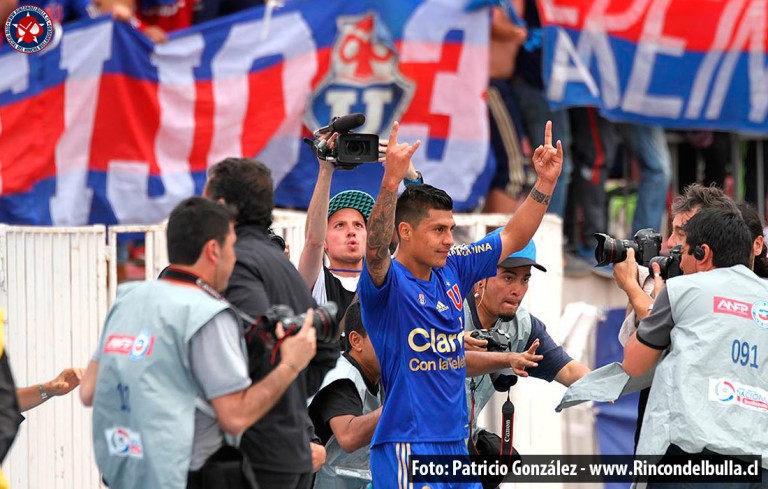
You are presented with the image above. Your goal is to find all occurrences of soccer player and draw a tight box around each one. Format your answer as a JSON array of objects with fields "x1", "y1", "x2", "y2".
[{"x1": 358, "y1": 120, "x2": 562, "y2": 487}]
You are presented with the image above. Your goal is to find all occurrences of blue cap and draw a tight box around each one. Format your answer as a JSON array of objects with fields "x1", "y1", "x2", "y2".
[{"x1": 495, "y1": 235, "x2": 547, "y2": 272}]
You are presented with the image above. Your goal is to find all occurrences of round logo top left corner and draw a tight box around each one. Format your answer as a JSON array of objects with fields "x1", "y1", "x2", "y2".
[{"x1": 4, "y1": 5, "x2": 54, "y2": 54}]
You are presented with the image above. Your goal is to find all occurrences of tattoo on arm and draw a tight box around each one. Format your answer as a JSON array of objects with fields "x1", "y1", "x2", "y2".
[
  {"x1": 366, "y1": 187, "x2": 397, "y2": 285},
  {"x1": 529, "y1": 187, "x2": 551, "y2": 205}
]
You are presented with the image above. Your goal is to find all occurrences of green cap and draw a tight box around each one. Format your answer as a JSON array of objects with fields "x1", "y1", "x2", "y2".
[{"x1": 328, "y1": 190, "x2": 375, "y2": 222}]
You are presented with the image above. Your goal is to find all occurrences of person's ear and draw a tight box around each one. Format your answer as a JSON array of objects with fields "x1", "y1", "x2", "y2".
[
  {"x1": 348, "y1": 331, "x2": 363, "y2": 352},
  {"x1": 398, "y1": 222, "x2": 411, "y2": 241},
  {"x1": 754, "y1": 236, "x2": 764, "y2": 258},
  {"x1": 206, "y1": 240, "x2": 220, "y2": 261}
]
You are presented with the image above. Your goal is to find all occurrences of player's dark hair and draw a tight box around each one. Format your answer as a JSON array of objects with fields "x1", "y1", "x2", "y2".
[{"x1": 395, "y1": 184, "x2": 453, "y2": 234}]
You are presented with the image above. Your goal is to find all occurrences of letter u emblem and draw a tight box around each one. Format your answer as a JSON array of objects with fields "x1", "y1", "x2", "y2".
[{"x1": 446, "y1": 284, "x2": 462, "y2": 310}]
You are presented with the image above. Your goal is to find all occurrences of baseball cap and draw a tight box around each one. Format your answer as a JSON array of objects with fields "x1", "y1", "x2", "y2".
[
  {"x1": 487, "y1": 229, "x2": 547, "y2": 272},
  {"x1": 328, "y1": 190, "x2": 375, "y2": 222}
]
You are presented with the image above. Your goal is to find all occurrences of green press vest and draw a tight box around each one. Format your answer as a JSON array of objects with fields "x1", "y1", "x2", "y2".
[
  {"x1": 463, "y1": 300, "x2": 532, "y2": 432},
  {"x1": 92, "y1": 281, "x2": 233, "y2": 489},
  {"x1": 309, "y1": 355, "x2": 381, "y2": 489},
  {"x1": 637, "y1": 265, "x2": 768, "y2": 467}
]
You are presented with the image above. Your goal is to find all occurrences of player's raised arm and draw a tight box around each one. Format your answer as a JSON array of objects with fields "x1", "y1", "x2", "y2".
[
  {"x1": 498, "y1": 120, "x2": 562, "y2": 259},
  {"x1": 365, "y1": 122, "x2": 420, "y2": 287}
]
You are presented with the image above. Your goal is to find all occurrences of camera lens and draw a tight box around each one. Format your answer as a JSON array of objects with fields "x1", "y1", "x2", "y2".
[
  {"x1": 312, "y1": 302, "x2": 339, "y2": 342},
  {"x1": 345, "y1": 140, "x2": 365, "y2": 156},
  {"x1": 593, "y1": 233, "x2": 639, "y2": 266}
]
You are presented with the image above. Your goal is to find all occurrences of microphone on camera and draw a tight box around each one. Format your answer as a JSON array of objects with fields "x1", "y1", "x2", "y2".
[{"x1": 313, "y1": 113, "x2": 366, "y2": 136}]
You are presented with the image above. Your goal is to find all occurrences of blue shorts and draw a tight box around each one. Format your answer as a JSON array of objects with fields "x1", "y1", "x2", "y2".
[{"x1": 370, "y1": 440, "x2": 481, "y2": 489}]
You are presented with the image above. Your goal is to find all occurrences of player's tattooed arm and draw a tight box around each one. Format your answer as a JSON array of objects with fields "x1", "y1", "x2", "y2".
[
  {"x1": 366, "y1": 121, "x2": 421, "y2": 287},
  {"x1": 366, "y1": 186, "x2": 397, "y2": 287}
]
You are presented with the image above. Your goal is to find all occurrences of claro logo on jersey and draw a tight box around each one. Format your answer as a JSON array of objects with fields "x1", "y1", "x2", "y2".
[
  {"x1": 104, "y1": 332, "x2": 155, "y2": 359},
  {"x1": 304, "y1": 13, "x2": 414, "y2": 135},
  {"x1": 407, "y1": 327, "x2": 465, "y2": 372}
]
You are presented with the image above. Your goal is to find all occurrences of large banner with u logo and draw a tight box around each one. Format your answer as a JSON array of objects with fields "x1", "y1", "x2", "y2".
[
  {"x1": 540, "y1": 0, "x2": 768, "y2": 132},
  {"x1": 0, "y1": 0, "x2": 491, "y2": 224}
]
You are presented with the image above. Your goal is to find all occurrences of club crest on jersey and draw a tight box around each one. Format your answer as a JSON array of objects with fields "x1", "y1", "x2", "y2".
[
  {"x1": 304, "y1": 13, "x2": 415, "y2": 136},
  {"x1": 418, "y1": 293, "x2": 426, "y2": 306},
  {"x1": 446, "y1": 284, "x2": 462, "y2": 311},
  {"x1": 4, "y1": 6, "x2": 53, "y2": 54}
]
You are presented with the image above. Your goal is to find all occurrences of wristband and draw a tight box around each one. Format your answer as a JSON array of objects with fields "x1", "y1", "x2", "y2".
[
  {"x1": 39, "y1": 384, "x2": 49, "y2": 401},
  {"x1": 403, "y1": 170, "x2": 423, "y2": 186}
]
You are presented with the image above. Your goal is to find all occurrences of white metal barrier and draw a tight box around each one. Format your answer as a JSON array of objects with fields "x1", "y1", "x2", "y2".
[
  {"x1": 0, "y1": 225, "x2": 107, "y2": 489},
  {"x1": 0, "y1": 211, "x2": 570, "y2": 488}
]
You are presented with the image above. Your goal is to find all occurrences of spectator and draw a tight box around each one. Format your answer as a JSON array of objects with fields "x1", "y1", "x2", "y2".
[{"x1": 737, "y1": 202, "x2": 768, "y2": 278}]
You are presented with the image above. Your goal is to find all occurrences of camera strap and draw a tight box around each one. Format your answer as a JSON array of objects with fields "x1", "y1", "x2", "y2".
[
  {"x1": 158, "y1": 267, "x2": 259, "y2": 337},
  {"x1": 500, "y1": 390, "x2": 515, "y2": 463},
  {"x1": 468, "y1": 378, "x2": 479, "y2": 454}
]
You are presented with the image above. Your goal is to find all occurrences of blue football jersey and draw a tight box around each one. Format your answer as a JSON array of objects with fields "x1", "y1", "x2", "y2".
[{"x1": 358, "y1": 232, "x2": 502, "y2": 446}]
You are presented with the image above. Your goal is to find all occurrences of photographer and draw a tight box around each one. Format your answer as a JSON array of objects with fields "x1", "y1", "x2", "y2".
[
  {"x1": 299, "y1": 133, "x2": 422, "y2": 321},
  {"x1": 624, "y1": 207, "x2": 768, "y2": 482},
  {"x1": 610, "y1": 184, "x2": 737, "y2": 448},
  {"x1": 204, "y1": 159, "x2": 339, "y2": 489},
  {"x1": 307, "y1": 301, "x2": 381, "y2": 489},
  {"x1": 80, "y1": 197, "x2": 317, "y2": 489},
  {"x1": 464, "y1": 238, "x2": 589, "y2": 479}
]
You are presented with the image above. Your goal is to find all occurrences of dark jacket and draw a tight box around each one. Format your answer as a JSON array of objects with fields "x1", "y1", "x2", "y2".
[{"x1": 224, "y1": 224, "x2": 339, "y2": 474}]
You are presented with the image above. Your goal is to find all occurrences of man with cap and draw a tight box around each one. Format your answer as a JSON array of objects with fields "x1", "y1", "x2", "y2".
[
  {"x1": 464, "y1": 236, "x2": 590, "y2": 443},
  {"x1": 299, "y1": 139, "x2": 423, "y2": 321},
  {"x1": 307, "y1": 300, "x2": 381, "y2": 489}
]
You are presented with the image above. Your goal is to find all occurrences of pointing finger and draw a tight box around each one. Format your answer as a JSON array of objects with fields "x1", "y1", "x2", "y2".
[
  {"x1": 388, "y1": 121, "x2": 400, "y2": 148},
  {"x1": 544, "y1": 120, "x2": 552, "y2": 147}
]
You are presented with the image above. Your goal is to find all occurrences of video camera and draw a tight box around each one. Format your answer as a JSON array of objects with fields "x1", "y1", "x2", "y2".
[
  {"x1": 305, "y1": 113, "x2": 380, "y2": 170},
  {"x1": 254, "y1": 302, "x2": 339, "y2": 344},
  {"x1": 594, "y1": 228, "x2": 662, "y2": 268}
]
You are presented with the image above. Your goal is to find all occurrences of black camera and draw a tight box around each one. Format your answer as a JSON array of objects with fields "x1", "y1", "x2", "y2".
[
  {"x1": 470, "y1": 328, "x2": 511, "y2": 353},
  {"x1": 649, "y1": 244, "x2": 683, "y2": 281},
  {"x1": 334, "y1": 133, "x2": 380, "y2": 169},
  {"x1": 256, "y1": 302, "x2": 339, "y2": 343},
  {"x1": 306, "y1": 113, "x2": 380, "y2": 170},
  {"x1": 267, "y1": 228, "x2": 286, "y2": 252},
  {"x1": 594, "y1": 228, "x2": 662, "y2": 267}
]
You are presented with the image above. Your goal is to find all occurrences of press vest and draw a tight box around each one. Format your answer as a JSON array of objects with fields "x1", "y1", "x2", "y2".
[
  {"x1": 309, "y1": 355, "x2": 381, "y2": 489},
  {"x1": 92, "y1": 281, "x2": 233, "y2": 489},
  {"x1": 637, "y1": 265, "x2": 768, "y2": 466},
  {"x1": 463, "y1": 301, "x2": 532, "y2": 432}
]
